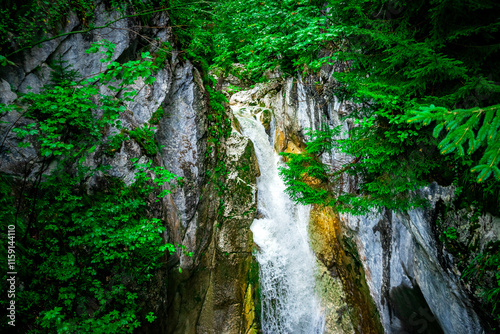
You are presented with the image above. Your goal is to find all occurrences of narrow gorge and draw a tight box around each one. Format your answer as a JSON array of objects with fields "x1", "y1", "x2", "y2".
[{"x1": 1, "y1": 1, "x2": 499, "y2": 334}]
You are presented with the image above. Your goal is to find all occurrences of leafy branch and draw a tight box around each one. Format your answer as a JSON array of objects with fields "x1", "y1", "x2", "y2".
[{"x1": 408, "y1": 104, "x2": 500, "y2": 182}]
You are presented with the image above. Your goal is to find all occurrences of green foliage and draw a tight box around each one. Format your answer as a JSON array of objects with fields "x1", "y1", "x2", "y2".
[
  {"x1": 145, "y1": 312, "x2": 157, "y2": 323},
  {"x1": 0, "y1": 0, "x2": 95, "y2": 53},
  {"x1": 325, "y1": 0, "x2": 500, "y2": 213},
  {"x1": 129, "y1": 125, "x2": 158, "y2": 156},
  {"x1": 106, "y1": 132, "x2": 129, "y2": 155},
  {"x1": 226, "y1": 85, "x2": 243, "y2": 95},
  {"x1": 408, "y1": 103, "x2": 500, "y2": 182},
  {"x1": 0, "y1": 40, "x2": 181, "y2": 332},
  {"x1": 441, "y1": 227, "x2": 458, "y2": 241},
  {"x1": 1, "y1": 164, "x2": 173, "y2": 333},
  {"x1": 106, "y1": 124, "x2": 160, "y2": 157},
  {"x1": 213, "y1": 0, "x2": 326, "y2": 78},
  {"x1": 206, "y1": 82, "x2": 232, "y2": 143},
  {"x1": 282, "y1": 117, "x2": 440, "y2": 212},
  {"x1": 279, "y1": 126, "x2": 337, "y2": 206},
  {"x1": 0, "y1": 176, "x2": 15, "y2": 227},
  {"x1": 463, "y1": 250, "x2": 500, "y2": 321},
  {"x1": 280, "y1": 152, "x2": 330, "y2": 201},
  {"x1": 217, "y1": 0, "x2": 500, "y2": 214},
  {"x1": 149, "y1": 106, "x2": 164, "y2": 125},
  {"x1": 168, "y1": 0, "x2": 216, "y2": 69}
]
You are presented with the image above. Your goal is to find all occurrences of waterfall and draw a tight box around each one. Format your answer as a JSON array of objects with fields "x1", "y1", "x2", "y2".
[{"x1": 233, "y1": 106, "x2": 325, "y2": 334}]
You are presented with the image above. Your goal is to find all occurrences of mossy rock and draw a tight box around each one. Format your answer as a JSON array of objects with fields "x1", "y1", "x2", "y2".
[
  {"x1": 259, "y1": 109, "x2": 272, "y2": 131},
  {"x1": 148, "y1": 106, "x2": 164, "y2": 125}
]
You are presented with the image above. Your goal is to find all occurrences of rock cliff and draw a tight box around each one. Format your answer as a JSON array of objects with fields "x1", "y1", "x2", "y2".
[{"x1": 0, "y1": 3, "x2": 259, "y2": 333}]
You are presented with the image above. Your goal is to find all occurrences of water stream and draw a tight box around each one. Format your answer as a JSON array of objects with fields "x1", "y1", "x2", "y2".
[{"x1": 233, "y1": 106, "x2": 324, "y2": 334}]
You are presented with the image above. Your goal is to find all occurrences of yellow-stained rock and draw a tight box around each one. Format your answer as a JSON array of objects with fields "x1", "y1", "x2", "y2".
[
  {"x1": 242, "y1": 284, "x2": 259, "y2": 334},
  {"x1": 274, "y1": 128, "x2": 287, "y2": 153},
  {"x1": 284, "y1": 140, "x2": 301, "y2": 154},
  {"x1": 309, "y1": 205, "x2": 383, "y2": 334}
]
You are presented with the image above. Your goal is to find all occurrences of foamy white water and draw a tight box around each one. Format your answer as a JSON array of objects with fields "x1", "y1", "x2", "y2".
[{"x1": 233, "y1": 106, "x2": 324, "y2": 334}]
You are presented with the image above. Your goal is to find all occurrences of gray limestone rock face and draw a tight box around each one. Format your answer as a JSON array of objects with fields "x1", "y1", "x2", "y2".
[
  {"x1": 0, "y1": 79, "x2": 17, "y2": 104},
  {"x1": 342, "y1": 185, "x2": 485, "y2": 334},
  {"x1": 195, "y1": 130, "x2": 260, "y2": 334},
  {"x1": 0, "y1": 4, "x2": 176, "y2": 187},
  {"x1": 0, "y1": 110, "x2": 38, "y2": 175},
  {"x1": 165, "y1": 126, "x2": 260, "y2": 334},
  {"x1": 156, "y1": 61, "x2": 210, "y2": 281},
  {"x1": 21, "y1": 12, "x2": 80, "y2": 74},
  {"x1": 157, "y1": 62, "x2": 207, "y2": 248}
]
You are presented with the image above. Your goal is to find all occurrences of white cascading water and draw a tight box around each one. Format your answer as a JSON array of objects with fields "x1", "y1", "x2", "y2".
[{"x1": 233, "y1": 106, "x2": 325, "y2": 334}]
